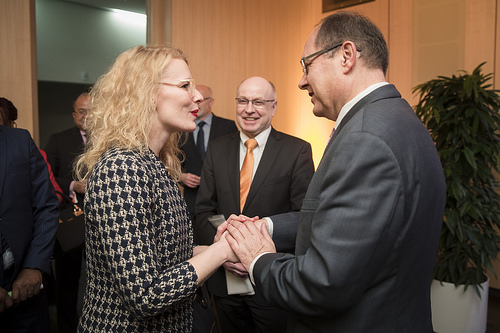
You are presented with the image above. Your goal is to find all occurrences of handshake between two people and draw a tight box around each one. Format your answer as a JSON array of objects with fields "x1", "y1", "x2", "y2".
[{"x1": 214, "y1": 214, "x2": 277, "y2": 279}]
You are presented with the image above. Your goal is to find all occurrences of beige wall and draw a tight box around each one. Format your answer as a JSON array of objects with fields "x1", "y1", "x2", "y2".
[
  {"x1": 0, "y1": 0, "x2": 38, "y2": 142},
  {"x1": 413, "y1": 0, "x2": 498, "y2": 90}
]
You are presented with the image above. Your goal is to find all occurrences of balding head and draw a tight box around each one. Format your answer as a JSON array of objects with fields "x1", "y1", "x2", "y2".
[
  {"x1": 196, "y1": 84, "x2": 214, "y2": 120},
  {"x1": 235, "y1": 76, "x2": 277, "y2": 138},
  {"x1": 73, "y1": 92, "x2": 91, "y2": 131}
]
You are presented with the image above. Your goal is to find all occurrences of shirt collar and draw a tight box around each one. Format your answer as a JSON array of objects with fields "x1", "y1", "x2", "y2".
[
  {"x1": 334, "y1": 82, "x2": 389, "y2": 130},
  {"x1": 240, "y1": 126, "x2": 272, "y2": 150},
  {"x1": 196, "y1": 113, "x2": 213, "y2": 126}
]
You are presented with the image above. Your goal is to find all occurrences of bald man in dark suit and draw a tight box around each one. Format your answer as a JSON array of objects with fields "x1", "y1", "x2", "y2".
[{"x1": 195, "y1": 76, "x2": 314, "y2": 332}]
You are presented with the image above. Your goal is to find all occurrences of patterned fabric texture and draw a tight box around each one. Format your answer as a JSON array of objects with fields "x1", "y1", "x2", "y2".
[{"x1": 78, "y1": 148, "x2": 198, "y2": 332}]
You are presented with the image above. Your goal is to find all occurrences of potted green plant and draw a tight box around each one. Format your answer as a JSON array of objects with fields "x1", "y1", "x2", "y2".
[{"x1": 413, "y1": 62, "x2": 500, "y2": 333}]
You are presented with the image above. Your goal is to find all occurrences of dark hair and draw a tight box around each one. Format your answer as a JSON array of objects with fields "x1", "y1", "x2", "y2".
[
  {"x1": 0, "y1": 97, "x2": 18, "y2": 127},
  {"x1": 317, "y1": 11, "x2": 389, "y2": 75}
]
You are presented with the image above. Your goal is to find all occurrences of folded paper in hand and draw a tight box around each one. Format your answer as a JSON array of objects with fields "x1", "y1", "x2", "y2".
[
  {"x1": 208, "y1": 214, "x2": 226, "y2": 229},
  {"x1": 225, "y1": 269, "x2": 255, "y2": 295}
]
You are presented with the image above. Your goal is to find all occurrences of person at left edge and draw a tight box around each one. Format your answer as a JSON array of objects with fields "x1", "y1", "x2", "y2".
[
  {"x1": 0, "y1": 124, "x2": 59, "y2": 332},
  {"x1": 0, "y1": 96, "x2": 63, "y2": 203}
]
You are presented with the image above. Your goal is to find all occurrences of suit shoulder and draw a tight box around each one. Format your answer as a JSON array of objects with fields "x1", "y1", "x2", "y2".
[
  {"x1": 209, "y1": 131, "x2": 238, "y2": 146},
  {"x1": 273, "y1": 130, "x2": 311, "y2": 147},
  {"x1": 0, "y1": 126, "x2": 32, "y2": 144},
  {"x1": 212, "y1": 115, "x2": 238, "y2": 130},
  {"x1": 212, "y1": 114, "x2": 234, "y2": 123},
  {"x1": 49, "y1": 126, "x2": 79, "y2": 139},
  {"x1": 0, "y1": 125, "x2": 30, "y2": 136}
]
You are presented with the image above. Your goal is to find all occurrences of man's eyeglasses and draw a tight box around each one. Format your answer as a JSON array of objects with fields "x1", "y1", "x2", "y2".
[
  {"x1": 73, "y1": 109, "x2": 88, "y2": 116},
  {"x1": 160, "y1": 78, "x2": 196, "y2": 97},
  {"x1": 235, "y1": 98, "x2": 275, "y2": 109},
  {"x1": 300, "y1": 42, "x2": 345, "y2": 76}
]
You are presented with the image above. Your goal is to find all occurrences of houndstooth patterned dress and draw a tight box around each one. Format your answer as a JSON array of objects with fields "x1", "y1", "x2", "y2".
[{"x1": 78, "y1": 148, "x2": 198, "y2": 332}]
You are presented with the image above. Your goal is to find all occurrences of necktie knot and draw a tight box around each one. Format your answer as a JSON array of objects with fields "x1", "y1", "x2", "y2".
[
  {"x1": 245, "y1": 138, "x2": 257, "y2": 150},
  {"x1": 198, "y1": 121, "x2": 206, "y2": 128}
]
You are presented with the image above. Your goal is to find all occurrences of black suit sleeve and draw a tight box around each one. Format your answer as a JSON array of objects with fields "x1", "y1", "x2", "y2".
[
  {"x1": 193, "y1": 141, "x2": 220, "y2": 245},
  {"x1": 288, "y1": 141, "x2": 314, "y2": 211},
  {"x1": 25, "y1": 135, "x2": 60, "y2": 273}
]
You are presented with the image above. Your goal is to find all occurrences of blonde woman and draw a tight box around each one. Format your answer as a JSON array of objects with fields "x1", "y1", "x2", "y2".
[{"x1": 75, "y1": 46, "x2": 236, "y2": 332}]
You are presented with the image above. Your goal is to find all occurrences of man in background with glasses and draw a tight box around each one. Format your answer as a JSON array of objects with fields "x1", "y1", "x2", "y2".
[
  {"x1": 45, "y1": 92, "x2": 91, "y2": 333},
  {"x1": 179, "y1": 84, "x2": 237, "y2": 221},
  {"x1": 194, "y1": 76, "x2": 314, "y2": 332},
  {"x1": 223, "y1": 11, "x2": 446, "y2": 332}
]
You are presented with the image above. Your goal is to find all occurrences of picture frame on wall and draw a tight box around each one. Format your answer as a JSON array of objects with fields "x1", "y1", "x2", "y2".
[{"x1": 322, "y1": 0, "x2": 375, "y2": 12}]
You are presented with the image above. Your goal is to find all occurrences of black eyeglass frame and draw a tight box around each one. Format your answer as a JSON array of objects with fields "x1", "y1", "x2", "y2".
[{"x1": 300, "y1": 42, "x2": 362, "y2": 75}]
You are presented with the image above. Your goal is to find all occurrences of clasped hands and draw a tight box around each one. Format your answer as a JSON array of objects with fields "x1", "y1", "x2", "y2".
[{"x1": 214, "y1": 214, "x2": 276, "y2": 278}]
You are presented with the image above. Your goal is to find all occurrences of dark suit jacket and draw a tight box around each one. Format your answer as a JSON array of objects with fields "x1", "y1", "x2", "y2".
[
  {"x1": 45, "y1": 126, "x2": 85, "y2": 201},
  {"x1": 253, "y1": 85, "x2": 446, "y2": 332},
  {"x1": 180, "y1": 114, "x2": 237, "y2": 218},
  {"x1": 0, "y1": 126, "x2": 59, "y2": 287},
  {"x1": 195, "y1": 127, "x2": 315, "y2": 296}
]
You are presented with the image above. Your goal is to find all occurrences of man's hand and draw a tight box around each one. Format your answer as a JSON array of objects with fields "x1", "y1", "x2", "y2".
[
  {"x1": 73, "y1": 179, "x2": 87, "y2": 194},
  {"x1": 223, "y1": 262, "x2": 249, "y2": 278},
  {"x1": 214, "y1": 214, "x2": 259, "y2": 243},
  {"x1": 10, "y1": 268, "x2": 43, "y2": 304},
  {"x1": 226, "y1": 221, "x2": 276, "y2": 271},
  {"x1": 181, "y1": 173, "x2": 200, "y2": 188},
  {"x1": 0, "y1": 287, "x2": 13, "y2": 313}
]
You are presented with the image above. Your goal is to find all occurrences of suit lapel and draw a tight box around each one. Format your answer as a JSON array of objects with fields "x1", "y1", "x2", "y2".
[
  {"x1": 244, "y1": 128, "x2": 280, "y2": 209},
  {"x1": 209, "y1": 115, "x2": 219, "y2": 140},
  {"x1": 184, "y1": 130, "x2": 203, "y2": 164},
  {"x1": 326, "y1": 84, "x2": 401, "y2": 150},
  {"x1": 227, "y1": 134, "x2": 242, "y2": 211}
]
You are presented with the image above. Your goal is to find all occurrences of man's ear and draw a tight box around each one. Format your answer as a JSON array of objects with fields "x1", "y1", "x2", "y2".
[{"x1": 340, "y1": 41, "x2": 358, "y2": 72}]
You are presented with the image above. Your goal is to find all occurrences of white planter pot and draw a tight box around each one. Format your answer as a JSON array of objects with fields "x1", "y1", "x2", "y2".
[{"x1": 431, "y1": 277, "x2": 489, "y2": 333}]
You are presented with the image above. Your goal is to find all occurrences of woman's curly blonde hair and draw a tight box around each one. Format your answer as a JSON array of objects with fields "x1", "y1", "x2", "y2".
[{"x1": 74, "y1": 45, "x2": 188, "y2": 182}]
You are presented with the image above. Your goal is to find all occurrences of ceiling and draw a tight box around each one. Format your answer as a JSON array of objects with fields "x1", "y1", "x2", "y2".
[{"x1": 61, "y1": 0, "x2": 146, "y2": 14}]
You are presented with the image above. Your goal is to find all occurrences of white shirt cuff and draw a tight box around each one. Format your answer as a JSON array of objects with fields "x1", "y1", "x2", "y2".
[
  {"x1": 264, "y1": 217, "x2": 273, "y2": 237},
  {"x1": 249, "y1": 252, "x2": 272, "y2": 285}
]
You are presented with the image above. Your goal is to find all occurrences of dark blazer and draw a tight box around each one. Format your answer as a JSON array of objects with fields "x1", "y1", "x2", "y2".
[
  {"x1": 0, "y1": 126, "x2": 59, "y2": 287},
  {"x1": 45, "y1": 126, "x2": 85, "y2": 199},
  {"x1": 253, "y1": 85, "x2": 446, "y2": 332},
  {"x1": 180, "y1": 114, "x2": 237, "y2": 218},
  {"x1": 194, "y1": 127, "x2": 315, "y2": 296}
]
